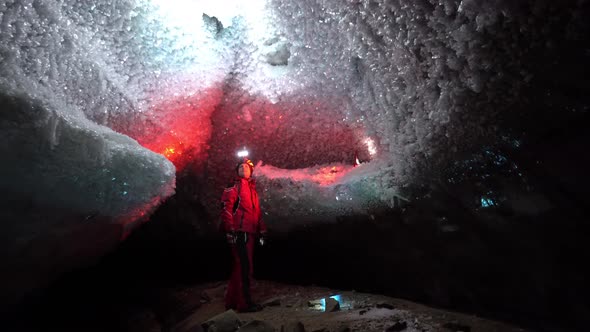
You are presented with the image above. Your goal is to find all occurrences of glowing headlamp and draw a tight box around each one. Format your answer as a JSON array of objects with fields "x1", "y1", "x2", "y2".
[{"x1": 237, "y1": 149, "x2": 249, "y2": 158}]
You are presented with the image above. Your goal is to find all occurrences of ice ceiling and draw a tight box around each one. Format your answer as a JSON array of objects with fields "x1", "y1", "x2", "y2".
[{"x1": 0, "y1": 0, "x2": 562, "y2": 302}]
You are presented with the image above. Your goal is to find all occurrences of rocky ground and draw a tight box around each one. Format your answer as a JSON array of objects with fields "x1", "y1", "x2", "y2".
[{"x1": 125, "y1": 281, "x2": 530, "y2": 332}]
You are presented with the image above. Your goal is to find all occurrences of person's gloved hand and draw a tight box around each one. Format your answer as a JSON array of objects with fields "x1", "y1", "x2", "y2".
[
  {"x1": 226, "y1": 231, "x2": 237, "y2": 245},
  {"x1": 259, "y1": 233, "x2": 267, "y2": 246}
]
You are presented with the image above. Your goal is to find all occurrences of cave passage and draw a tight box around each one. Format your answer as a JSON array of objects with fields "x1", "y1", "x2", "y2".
[{"x1": 1, "y1": 1, "x2": 590, "y2": 331}]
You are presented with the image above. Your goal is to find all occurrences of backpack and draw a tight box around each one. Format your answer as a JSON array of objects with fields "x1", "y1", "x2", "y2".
[{"x1": 217, "y1": 182, "x2": 241, "y2": 232}]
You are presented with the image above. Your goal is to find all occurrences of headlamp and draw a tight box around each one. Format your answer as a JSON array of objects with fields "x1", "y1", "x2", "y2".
[{"x1": 237, "y1": 149, "x2": 249, "y2": 158}]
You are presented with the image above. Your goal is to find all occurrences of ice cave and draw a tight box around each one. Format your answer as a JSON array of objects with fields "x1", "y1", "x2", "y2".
[{"x1": 1, "y1": 0, "x2": 589, "y2": 331}]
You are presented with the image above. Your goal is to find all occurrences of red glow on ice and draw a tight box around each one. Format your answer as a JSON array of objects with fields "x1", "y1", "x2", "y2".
[
  {"x1": 164, "y1": 146, "x2": 176, "y2": 157},
  {"x1": 141, "y1": 130, "x2": 188, "y2": 167},
  {"x1": 312, "y1": 165, "x2": 343, "y2": 185},
  {"x1": 141, "y1": 131, "x2": 189, "y2": 168},
  {"x1": 259, "y1": 164, "x2": 354, "y2": 187},
  {"x1": 120, "y1": 87, "x2": 223, "y2": 172}
]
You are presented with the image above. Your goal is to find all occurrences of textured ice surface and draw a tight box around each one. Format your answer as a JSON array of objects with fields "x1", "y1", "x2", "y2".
[
  {"x1": 256, "y1": 160, "x2": 404, "y2": 228},
  {"x1": 0, "y1": 0, "x2": 581, "y2": 300},
  {"x1": 268, "y1": 0, "x2": 535, "y2": 182},
  {"x1": 0, "y1": 0, "x2": 183, "y2": 298},
  {"x1": 0, "y1": 0, "x2": 181, "y2": 226},
  {"x1": 0, "y1": 89, "x2": 175, "y2": 226},
  {"x1": 0, "y1": 0, "x2": 574, "y2": 230}
]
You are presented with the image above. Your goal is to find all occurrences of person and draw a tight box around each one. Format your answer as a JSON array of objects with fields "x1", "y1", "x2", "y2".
[{"x1": 220, "y1": 158, "x2": 267, "y2": 312}]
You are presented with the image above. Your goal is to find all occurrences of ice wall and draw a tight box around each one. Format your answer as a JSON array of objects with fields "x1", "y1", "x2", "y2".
[
  {"x1": 269, "y1": 0, "x2": 539, "y2": 182},
  {"x1": 0, "y1": 0, "x2": 203, "y2": 302}
]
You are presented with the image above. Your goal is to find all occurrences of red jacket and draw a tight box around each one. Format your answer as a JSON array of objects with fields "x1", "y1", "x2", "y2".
[{"x1": 221, "y1": 177, "x2": 267, "y2": 234}]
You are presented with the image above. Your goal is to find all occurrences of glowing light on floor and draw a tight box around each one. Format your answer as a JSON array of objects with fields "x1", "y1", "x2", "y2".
[
  {"x1": 320, "y1": 295, "x2": 342, "y2": 311},
  {"x1": 308, "y1": 294, "x2": 351, "y2": 312},
  {"x1": 481, "y1": 197, "x2": 496, "y2": 208}
]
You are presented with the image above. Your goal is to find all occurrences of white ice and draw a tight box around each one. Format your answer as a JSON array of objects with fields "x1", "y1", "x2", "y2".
[{"x1": 0, "y1": 0, "x2": 543, "y2": 295}]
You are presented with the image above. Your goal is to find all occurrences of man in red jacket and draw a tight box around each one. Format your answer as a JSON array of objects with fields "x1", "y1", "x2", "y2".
[{"x1": 220, "y1": 158, "x2": 267, "y2": 312}]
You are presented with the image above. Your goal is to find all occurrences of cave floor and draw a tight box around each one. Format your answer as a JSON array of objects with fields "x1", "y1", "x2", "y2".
[{"x1": 141, "y1": 281, "x2": 530, "y2": 332}]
